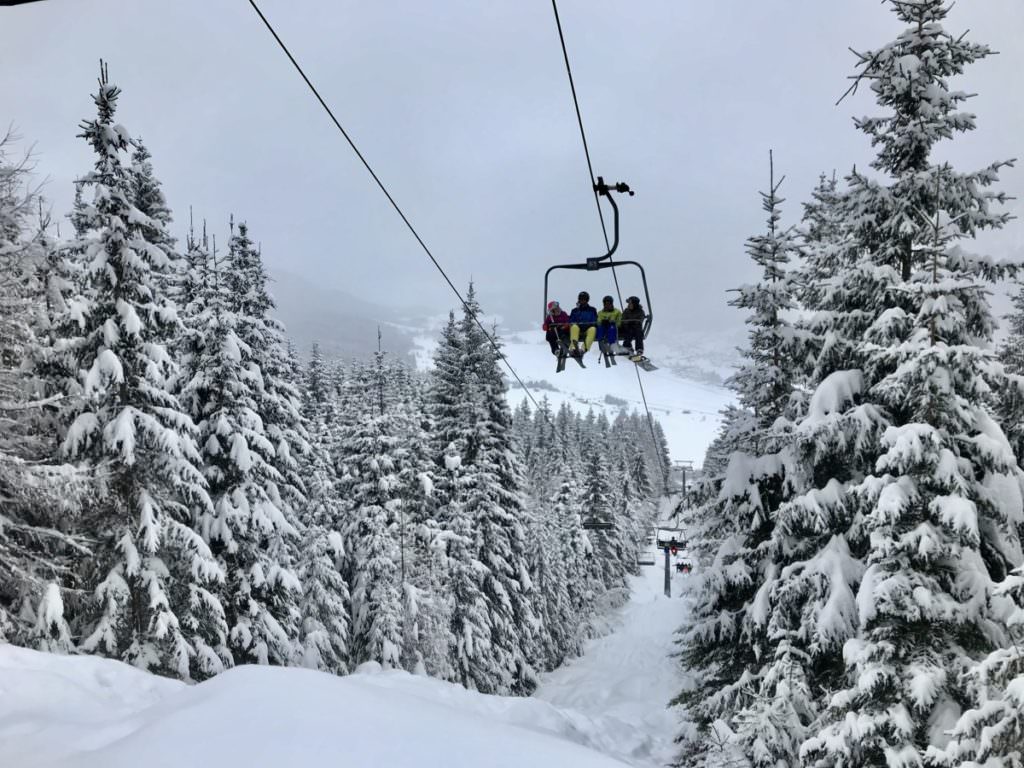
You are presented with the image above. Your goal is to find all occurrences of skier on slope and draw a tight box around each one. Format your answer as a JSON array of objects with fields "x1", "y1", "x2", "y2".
[
  {"x1": 543, "y1": 300, "x2": 571, "y2": 356},
  {"x1": 619, "y1": 296, "x2": 647, "y2": 359},
  {"x1": 596, "y1": 295, "x2": 622, "y2": 350},
  {"x1": 568, "y1": 291, "x2": 598, "y2": 356}
]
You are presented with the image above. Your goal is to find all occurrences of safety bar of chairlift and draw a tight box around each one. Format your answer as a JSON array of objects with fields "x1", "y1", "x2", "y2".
[{"x1": 543, "y1": 259, "x2": 653, "y2": 339}]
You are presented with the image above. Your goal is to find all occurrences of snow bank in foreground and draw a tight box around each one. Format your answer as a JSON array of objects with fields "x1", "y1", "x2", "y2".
[{"x1": 0, "y1": 644, "x2": 631, "y2": 768}]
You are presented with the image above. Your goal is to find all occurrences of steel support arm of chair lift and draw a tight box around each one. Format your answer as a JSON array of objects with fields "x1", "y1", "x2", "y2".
[{"x1": 543, "y1": 178, "x2": 651, "y2": 338}]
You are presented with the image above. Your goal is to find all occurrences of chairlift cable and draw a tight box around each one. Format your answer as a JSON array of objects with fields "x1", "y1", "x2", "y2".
[
  {"x1": 550, "y1": 0, "x2": 623, "y2": 308},
  {"x1": 550, "y1": 0, "x2": 665, "y2": 472},
  {"x1": 246, "y1": 0, "x2": 552, "y2": 423}
]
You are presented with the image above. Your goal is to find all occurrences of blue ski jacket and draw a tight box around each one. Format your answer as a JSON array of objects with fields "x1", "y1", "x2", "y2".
[{"x1": 569, "y1": 304, "x2": 598, "y2": 327}]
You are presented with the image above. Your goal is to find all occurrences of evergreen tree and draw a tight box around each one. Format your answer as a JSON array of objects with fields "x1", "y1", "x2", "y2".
[
  {"x1": 552, "y1": 476, "x2": 593, "y2": 654},
  {"x1": 295, "y1": 415, "x2": 350, "y2": 674},
  {"x1": 0, "y1": 130, "x2": 89, "y2": 644},
  {"x1": 794, "y1": 3, "x2": 1020, "y2": 763},
  {"x1": 302, "y1": 342, "x2": 331, "y2": 421},
  {"x1": 997, "y1": 283, "x2": 1024, "y2": 466},
  {"x1": 226, "y1": 221, "x2": 309, "y2": 515},
  {"x1": 343, "y1": 353, "x2": 405, "y2": 669},
  {"x1": 424, "y1": 286, "x2": 539, "y2": 693},
  {"x1": 180, "y1": 229, "x2": 301, "y2": 669},
  {"x1": 128, "y1": 137, "x2": 175, "y2": 257},
  {"x1": 932, "y1": 565, "x2": 1024, "y2": 767},
  {"x1": 59, "y1": 66, "x2": 225, "y2": 679},
  {"x1": 457, "y1": 287, "x2": 539, "y2": 694},
  {"x1": 676, "y1": 154, "x2": 803, "y2": 764}
]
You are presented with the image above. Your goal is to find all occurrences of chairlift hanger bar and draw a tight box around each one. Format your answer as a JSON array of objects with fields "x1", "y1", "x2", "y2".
[
  {"x1": 592, "y1": 176, "x2": 633, "y2": 263},
  {"x1": 543, "y1": 178, "x2": 652, "y2": 338}
]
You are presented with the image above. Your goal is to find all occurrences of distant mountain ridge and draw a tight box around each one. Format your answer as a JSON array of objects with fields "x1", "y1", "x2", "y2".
[{"x1": 269, "y1": 269, "x2": 428, "y2": 362}]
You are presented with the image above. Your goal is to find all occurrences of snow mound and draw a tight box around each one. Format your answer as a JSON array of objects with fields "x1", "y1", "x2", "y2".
[{"x1": 0, "y1": 644, "x2": 632, "y2": 768}]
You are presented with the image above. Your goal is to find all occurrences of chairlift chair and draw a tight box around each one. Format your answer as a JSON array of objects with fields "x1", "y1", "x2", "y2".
[{"x1": 543, "y1": 178, "x2": 653, "y2": 368}]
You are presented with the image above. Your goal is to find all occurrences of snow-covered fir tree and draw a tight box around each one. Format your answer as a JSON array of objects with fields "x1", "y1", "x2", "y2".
[
  {"x1": 425, "y1": 285, "x2": 540, "y2": 694},
  {"x1": 0, "y1": 130, "x2": 89, "y2": 646},
  {"x1": 794, "y1": 3, "x2": 1020, "y2": 763},
  {"x1": 342, "y1": 351, "x2": 406, "y2": 669},
  {"x1": 294, "y1": 415, "x2": 350, "y2": 674},
  {"x1": 58, "y1": 66, "x2": 225, "y2": 679},
  {"x1": 931, "y1": 563, "x2": 1024, "y2": 767},
  {"x1": 441, "y1": 447, "x2": 501, "y2": 691},
  {"x1": 997, "y1": 283, "x2": 1024, "y2": 467},
  {"x1": 225, "y1": 220, "x2": 309, "y2": 517},
  {"x1": 676, "y1": 153, "x2": 803, "y2": 765},
  {"x1": 179, "y1": 223, "x2": 304, "y2": 670},
  {"x1": 659, "y1": 4, "x2": 1024, "y2": 765}
]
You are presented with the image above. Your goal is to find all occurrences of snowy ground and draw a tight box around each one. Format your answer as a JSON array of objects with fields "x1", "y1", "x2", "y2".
[
  {"x1": 535, "y1": 554, "x2": 690, "y2": 767},
  {"x1": 0, "y1": 539, "x2": 691, "y2": 768},
  {"x1": 412, "y1": 329, "x2": 734, "y2": 463}
]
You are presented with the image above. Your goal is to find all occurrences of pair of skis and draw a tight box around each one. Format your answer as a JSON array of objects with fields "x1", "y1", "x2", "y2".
[
  {"x1": 555, "y1": 339, "x2": 586, "y2": 373},
  {"x1": 600, "y1": 340, "x2": 658, "y2": 371},
  {"x1": 555, "y1": 340, "x2": 657, "y2": 373}
]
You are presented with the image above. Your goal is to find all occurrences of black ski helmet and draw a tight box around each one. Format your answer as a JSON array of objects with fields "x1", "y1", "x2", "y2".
[
  {"x1": 602, "y1": 295, "x2": 614, "y2": 304},
  {"x1": 627, "y1": 295, "x2": 640, "y2": 306},
  {"x1": 578, "y1": 291, "x2": 590, "y2": 302}
]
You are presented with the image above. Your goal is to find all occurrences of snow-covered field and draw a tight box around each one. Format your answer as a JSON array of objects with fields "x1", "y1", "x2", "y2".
[
  {"x1": 0, "y1": 547, "x2": 691, "y2": 768},
  {"x1": 413, "y1": 329, "x2": 735, "y2": 464}
]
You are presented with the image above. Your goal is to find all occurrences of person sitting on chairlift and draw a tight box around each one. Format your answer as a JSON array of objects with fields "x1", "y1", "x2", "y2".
[
  {"x1": 596, "y1": 295, "x2": 622, "y2": 350},
  {"x1": 543, "y1": 300, "x2": 571, "y2": 356},
  {"x1": 569, "y1": 291, "x2": 598, "y2": 356},
  {"x1": 620, "y1": 296, "x2": 647, "y2": 358}
]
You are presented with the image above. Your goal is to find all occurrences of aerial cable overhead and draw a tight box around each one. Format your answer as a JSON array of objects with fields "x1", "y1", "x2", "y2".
[
  {"x1": 245, "y1": 0, "x2": 553, "y2": 423},
  {"x1": 549, "y1": 0, "x2": 666, "y2": 476}
]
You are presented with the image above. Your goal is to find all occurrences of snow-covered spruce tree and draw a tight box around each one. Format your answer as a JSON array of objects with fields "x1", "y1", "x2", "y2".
[
  {"x1": 527, "y1": 517, "x2": 564, "y2": 671},
  {"x1": 302, "y1": 342, "x2": 332, "y2": 421},
  {"x1": 294, "y1": 411, "x2": 350, "y2": 674},
  {"x1": 174, "y1": 224, "x2": 213, "y2": 378},
  {"x1": 388, "y1": 367, "x2": 448, "y2": 677},
  {"x1": 552, "y1": 475, "x2": 594, "y2": 654},
  {"x1": 426, "y1": 310, "x2": 463, "y2": 478},
  {"x1": 775, "y1": 4, "x2": 1021, "y2": 764},
  {"x1": 582, "y1": 438, "x2": 630, "y2": 603},
  {"x1": 59, "y1": 67, "x2": 226, "y2": 678},
  {"x1": 128, "y1": 137, "x2": 176, "y2": 275},
  {"x1": 341, "y1": 350, "x2": 406, "y2": 669},
  {"x1": 676, "y1": 154, "x2": 803, "y2": 764},
  {"x1": 720, "y1": 172, "x2": 858, "y2": 768},
  {"x1": 180, "y1": 232, "x2": 300, "y2": 670},
  {"x1": 0, "y1": 130, "x2": 90, "y2": 645},
  {"x1": 930, "y1": 563, "x2": 1024, "y2": 767},
  {"x1": 997, "y1": 282, "x2": 1024, "y2": 467},
  {"x1": 797, "y1": 172, "x2": 848, "y2": 322},
  {"x1": 457, "y1": 287, "x2": 539, "y2": 694},
  {"x1": 440, "y1": 447, "x2": 500, "y2": 690},
  {"x1": 425, "y1": 286, "x2": 539, "y2": 694},
  {"x1": 614, "y1": 446, "x2": 652, "y2": 571},
  {"x1": 226, "y1": 221, "x2": 309, "y2": 516}
]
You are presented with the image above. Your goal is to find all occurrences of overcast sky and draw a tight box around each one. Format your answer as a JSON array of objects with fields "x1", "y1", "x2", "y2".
[{"x1": 4, "y1": 0, "x2": 1024, "y2": 334}]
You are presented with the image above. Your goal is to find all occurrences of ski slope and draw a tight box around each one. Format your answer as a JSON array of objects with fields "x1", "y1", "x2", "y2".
[
  {"x1": 534, "y1": 522, "x2": 690, "y2": 766},
  {"x1": 531, "y1": 495, "x2": 692, "y2": 766},
  {"x1": 413, "y1": 329, "x2": 734, "y2": 463}
]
